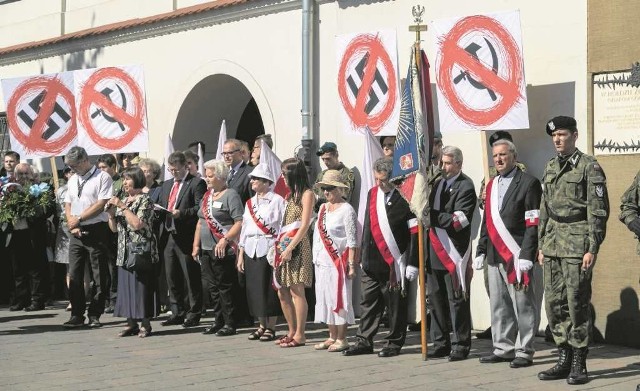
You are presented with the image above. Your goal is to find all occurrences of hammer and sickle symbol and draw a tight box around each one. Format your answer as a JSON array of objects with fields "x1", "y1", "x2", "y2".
[
  {"x1": 452, "y1": 37, "x2": 499, "y2": 101},
  {"x1": 91, "y1": 84, "x2": 127, "y2": 131}
]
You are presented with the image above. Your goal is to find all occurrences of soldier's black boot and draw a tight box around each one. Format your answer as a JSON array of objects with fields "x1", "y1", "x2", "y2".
[
  {"x1": 538, "y1": 346, "x2": 573, "y2": 380},
  {"x1": 567, "y1": 347, "x2": 589, "y2": 385}
]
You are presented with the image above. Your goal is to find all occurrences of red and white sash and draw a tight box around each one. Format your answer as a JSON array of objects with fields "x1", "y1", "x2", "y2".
[
  {"x1": 271, "y1": 220, "x2": 302, "y2": 290},
  {"x1": 485, "y1": 178, "x2": 530, "y2": 286},
  {"x1": 428, "y1": 179, "x2": 471, "y2": 293},
  {"x1": 369, "y1": 187, "x2": 406, "y2": 288},
  {"x1": 317, "y1": 204, "x2": 349, "y2": 313},
  {"x1": 246, "y1": 196, "x2": 276, "y2": 236},
  {"x1": 202, "y1": 190, "x2": 236, "y2": 252}
]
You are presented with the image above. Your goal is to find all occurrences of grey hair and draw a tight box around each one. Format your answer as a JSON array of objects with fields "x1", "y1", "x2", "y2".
[
  {"x1": 224, "y1": 139, "x2": 242, "y2": 150},
  {"x1": 442, "y1": 146, "x2": 463, "y2": 164},
  {"x1": 373, "y1": 157, "x2": 393, "y2": 176},
  {"x1": 492, "y1": 139, "x2": 518, "y2": 159},
  {"x1": 64, "y1": 146, "x2": 89, "y2": 165},
  {"x1": 138, "y1": 158, "x2": 162, "y2": 180},
  {"x1": 203, "y1": 159, "x2": 229, "y2": 181}
]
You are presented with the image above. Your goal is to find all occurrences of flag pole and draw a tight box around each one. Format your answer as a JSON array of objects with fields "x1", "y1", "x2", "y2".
[{"x1": 409, "y1": 4, "x2": 429, "y2": 362}]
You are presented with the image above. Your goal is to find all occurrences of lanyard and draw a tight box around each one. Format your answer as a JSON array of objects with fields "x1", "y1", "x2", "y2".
[{"x1": 77, "y1": 166, "x2": 98, "y2": 198}]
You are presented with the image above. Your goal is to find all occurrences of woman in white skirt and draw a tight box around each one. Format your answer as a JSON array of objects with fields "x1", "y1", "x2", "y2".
[{"x1": 312, "y1": 170, "x2": 358, "y2": 352}]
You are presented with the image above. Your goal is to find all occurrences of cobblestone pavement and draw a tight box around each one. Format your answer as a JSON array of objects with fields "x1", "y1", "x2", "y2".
[{"x1": 1, "y1": 303, "x2": 639, "y2": 390}]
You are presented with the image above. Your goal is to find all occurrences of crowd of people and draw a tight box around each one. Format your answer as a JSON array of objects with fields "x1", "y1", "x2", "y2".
[{"x1": 1, "y1": 114, "x2": 640, "y2": 386}]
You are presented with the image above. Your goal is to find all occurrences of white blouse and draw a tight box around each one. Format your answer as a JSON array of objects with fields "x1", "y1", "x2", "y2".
[{"x1": 238, "y1": 192, "x2": 286, "y2": 258}]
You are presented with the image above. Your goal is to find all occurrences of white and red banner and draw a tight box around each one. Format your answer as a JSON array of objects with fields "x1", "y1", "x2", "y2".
[
  {"x1": 432, "y1": 10, "x2": 529, "y2": 133},
  {"x1": 1, "y1": 65, "x2": 148, "y2": 158},
  {"x1": 336, "y1": 30, "x2": 400, "y2": 136}
]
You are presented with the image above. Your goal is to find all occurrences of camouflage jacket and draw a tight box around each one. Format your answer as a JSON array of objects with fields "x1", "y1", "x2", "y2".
[
  {"x1": 314, "y1": 163, "x2": 355, "y2": 203},
  {"x1": 619, "y1": 170, "x2": 640, "y2": 255},
  {"x1": 539, "y1": 149, "x2": 609, "y2": 257}
]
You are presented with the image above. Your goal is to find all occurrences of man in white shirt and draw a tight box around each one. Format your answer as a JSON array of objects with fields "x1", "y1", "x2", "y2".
[{"x1": 63, "y1": 147, "x2": 113, "y2": 328}]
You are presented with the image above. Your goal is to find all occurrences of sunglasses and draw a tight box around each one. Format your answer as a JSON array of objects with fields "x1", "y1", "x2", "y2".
[{"x1": 320, "y1": 186, "x2": 337, "y2": 192}]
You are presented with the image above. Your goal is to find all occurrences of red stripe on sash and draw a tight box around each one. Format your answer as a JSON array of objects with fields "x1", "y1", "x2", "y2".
[
  {"x1": 428, "y1": 229, "x2": 460, "y2": 290},
  {"x1": 369, "y1": 187, "x2": 396, "y2": 284},
  {"x1": 247, "y1": 197, "x2": 275, "y2": 236},
  {"x1": 202, "y1": 190, "x2": 236, "y2": 253},
  {"x1": 318, "y1": 205, "x2": 347, "y2": 313}
]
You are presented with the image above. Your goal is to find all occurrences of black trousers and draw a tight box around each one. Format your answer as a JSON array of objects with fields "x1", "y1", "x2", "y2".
[
  {"x1": 356, "y1": 271, "x2": 408, "y2": 349},
  {"x1": 426, "y1": 268, "x2": 471, "y2": 354},
  {"x1": 9, "y1": 230, "x2": 48, "y2": 305},
  {"x1": 163, "y1": 234, "x2": 202, "y2": 320},
  {"x1": 68, "y1": 222, "x2": 110, "y2": 318},
  {"x1": 201, "y1": 250, "x2": 236, "y2": 328}
]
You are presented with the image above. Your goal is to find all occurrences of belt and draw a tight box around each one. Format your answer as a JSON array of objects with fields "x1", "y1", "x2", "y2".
[{"x1": 548, "y1": 209, "x2": 587, "y2": 224}]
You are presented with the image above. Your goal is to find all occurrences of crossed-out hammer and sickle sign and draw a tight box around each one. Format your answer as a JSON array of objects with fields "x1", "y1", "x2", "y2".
[
  {"x1": 91, "y1": 84, "x2": 127, "y2": 131},
  {"x1": 453, "y1": 37, "x2": 499, "y2": 101}
]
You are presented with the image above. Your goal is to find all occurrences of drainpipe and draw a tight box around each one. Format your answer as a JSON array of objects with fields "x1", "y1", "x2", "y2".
[{"x1": 300, "y1": 0, "x2": 314, "y2": 176}]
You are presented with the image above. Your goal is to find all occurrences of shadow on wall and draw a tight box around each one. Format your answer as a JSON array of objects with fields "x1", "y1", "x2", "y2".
[{"x1": 605, "y1": 286, "x2": 640, "y2": 348}]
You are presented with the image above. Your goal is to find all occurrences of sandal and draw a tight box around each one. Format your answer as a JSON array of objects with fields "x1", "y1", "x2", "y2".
[
  {"x1": 327, "y1": 340, "x2": 350, "y2": 352},
  {"x1": 118, "y1": 326, "x2": 140, "y2": 337},
  {"x1": 259, "y1": 328, "x2": 277, "y2": 342},
  {"x1": 138, "y1": 327, "x2": 152, "y2": 338},
  {"x1": 248, "y1": 327, "x2": 266, "y2": 340},
  {"x1": 275, "y1": 335, "x2": 293, "y2": 345},
  {"x1": 281, "y1": 339, "x2": 305, "y2": 348},
  {"x1": 314, "y1": 338, "x2": 336, "y2": 350}
]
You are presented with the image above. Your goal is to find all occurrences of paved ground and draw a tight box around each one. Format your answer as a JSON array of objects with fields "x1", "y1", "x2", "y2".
[{"x1": 1, "y1": 303, "x2": 640, "y2": 390}]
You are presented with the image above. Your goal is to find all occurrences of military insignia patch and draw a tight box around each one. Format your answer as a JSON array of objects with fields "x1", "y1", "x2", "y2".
[
  {"x1": 548, "y1": 121, "x2": 555, "y2": 131},
  {"x1": 595, "y1": 184, "x2": 604, "y2": 197},
  {"x1": 593, "y1": 162, "x2": 602, "y2": 172}
]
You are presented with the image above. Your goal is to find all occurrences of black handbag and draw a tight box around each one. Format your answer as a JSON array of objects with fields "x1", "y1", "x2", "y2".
[{"x1": 124, "y1": 240, "x2": 153, "y2": 273}]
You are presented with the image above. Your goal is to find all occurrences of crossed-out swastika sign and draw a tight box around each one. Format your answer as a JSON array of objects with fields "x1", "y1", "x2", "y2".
[
  {"x1": 2, "y1": 73, "x2": 77, "y2": 158},
  {"x1": 433, "y1": 11, "x2": 529, "y2": 133},
  {"x1": 336, "y1": 30, "x2": 400, "y2": 136}
]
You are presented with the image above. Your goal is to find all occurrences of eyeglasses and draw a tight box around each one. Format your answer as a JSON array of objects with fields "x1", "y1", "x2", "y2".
[
  {"x1": 320, "y1": 186, "x2": 336, "y2": 192},
  {"x1": 383, "y1": 143, "x2": 395, "y2": 149},
  {"x1": 167, "y1": 167, "x2": 183, "y2": 173},
  {"x1": 221, "y1": 149, "x2": 240, "y2": 157}
]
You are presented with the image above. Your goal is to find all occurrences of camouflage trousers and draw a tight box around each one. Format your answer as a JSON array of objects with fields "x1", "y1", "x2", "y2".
[{"x1": 543, "y1": 257, "x2": 593, "y2": 348}]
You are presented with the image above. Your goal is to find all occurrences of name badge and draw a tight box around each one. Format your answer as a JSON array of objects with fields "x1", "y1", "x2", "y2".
[{"x1": 212, "y1": 201, "x2": 223, "y2": 209}]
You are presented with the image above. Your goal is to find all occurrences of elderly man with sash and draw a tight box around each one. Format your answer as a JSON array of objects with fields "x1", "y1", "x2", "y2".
[
  {"x1": 474, "y1": 139, "x2": 542, "y2": 368},
  {"x1": 426, "y1": 146, "x2": 477, "y2": 361},
  {"x1": 342, "y1": 158, "x2": 418, "y2": 358}
]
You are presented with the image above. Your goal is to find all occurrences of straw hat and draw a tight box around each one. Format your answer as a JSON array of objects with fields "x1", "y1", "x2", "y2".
[
  {"x1": 249, "y1": 163, "x2": 274, "y2": 183},
  {"x1": 315, "y1": 170, "x2": 348, "y2": 188}
]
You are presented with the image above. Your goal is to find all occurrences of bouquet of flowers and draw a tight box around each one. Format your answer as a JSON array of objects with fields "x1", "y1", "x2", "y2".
[{"x1": 0, "y1": 176, "x2": 53, "y2": 224}]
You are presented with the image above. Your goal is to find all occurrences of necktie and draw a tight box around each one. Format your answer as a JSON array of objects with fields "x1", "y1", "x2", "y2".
[
  {"x1": 166, "y1": 180, "x2": 181, "y2": 230},
  {"x1": 227, "y1": 168, "x2": 235, "y2": 186}
]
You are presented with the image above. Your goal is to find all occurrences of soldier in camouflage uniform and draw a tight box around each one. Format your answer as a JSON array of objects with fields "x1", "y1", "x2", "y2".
[
  {"x1": 537, "y1": 116, "x2": 609, "y2": 385},
  {"x1": 620, "y1": 170, "x2": 640, "y2": 256},
  {"x1": 314, "y1": 142, "x2": 355, "y2": 210}
]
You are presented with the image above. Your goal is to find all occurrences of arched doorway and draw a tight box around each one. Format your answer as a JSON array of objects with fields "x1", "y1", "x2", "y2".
[{"x1": 173, "y1": 74, "x2": 264, "y2": 161}]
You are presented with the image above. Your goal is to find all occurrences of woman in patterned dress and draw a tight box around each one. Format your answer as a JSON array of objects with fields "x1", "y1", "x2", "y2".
[
  {"x1": 106, "y1": 167, "x2": 159, "y2": 338},
  {"x1": 312, "y1": 170, "x2": 358, "y2": 352},
  {"x1": 276, "y1": 158, "x2": 314, "y2": 348}
]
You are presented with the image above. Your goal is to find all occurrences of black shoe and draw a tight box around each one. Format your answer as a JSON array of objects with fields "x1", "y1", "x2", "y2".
[
  {"x1": 378, "y1": 347, "x2": 400, "y2": 358},
  {"x1": 427, "y1": 348, "x2": 450, "y2": 359},
  {"x1": 63, "y1": 315, "x2": 86, "y2": 328},
  {"x1": 407, "y1": 322, "x2": 421, "y2": 332},
  {"x1": 448, "y1": 351, "x2": 468, "y2": 361},
  {"x1": 476, "y1": 327, "x2": 492, "y2": 339},
  {"x1": 510, "y1": 357, "x2": 533, "y2": 368},
  {"x1": 182, "y1": 318, "x2": 200, "y2": 328},
  {"x1": 215, "y1": 326, "x2": 236, "y2": 336},
  {"x1": 87, "y1": 316, "x2": 102, "y2": 328},
  {"x1": 24, "y1": 303, "x2": 45, "y2": 312},
  {"x1": 9, "y1": 303, "x2": 26, "y2": 311},
  {"x1": 104, "y1": 306, "x2": 115, "y2": 314},
  {"x1": 161, "y1": 316, "x2": 184, "y2": 326},
  {"x1": 479, "y1": 354, "x2": 512, "y2": 363},
  {"x1": 342, "y1": 343, "x2": 374, "y2": 356},
  {"x1": 202, "y1": 322, "x2": 223, "y2": 335}
]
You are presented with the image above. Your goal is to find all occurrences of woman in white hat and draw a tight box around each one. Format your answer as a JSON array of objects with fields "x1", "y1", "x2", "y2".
[
  {"x1": 312, "y1": 170, "x2": 358, "y2": 352},
  {"x1": 237, "y1": 164, "x2": 286, "y2": 341}
]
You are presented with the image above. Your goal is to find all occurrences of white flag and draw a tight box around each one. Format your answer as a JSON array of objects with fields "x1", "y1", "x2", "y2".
[
  {"x1": 163, "y1": 133, "x2": 175, "y2": 181},
  {"x1": 197, "y1": 143, "x2": 205, "y2": 177},
  {"x1": 215, "y1": 119, "x2": 227, "y2": 160},
  {"x1": 357, "y1": 128, "x2": 385, "y2": 240},
  {"x1": 259, "y1": 139, "x2": 289, "y2": 197}
]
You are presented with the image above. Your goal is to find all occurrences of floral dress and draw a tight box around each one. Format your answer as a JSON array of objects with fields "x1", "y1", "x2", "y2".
[
  {"x1": 276, "y1": 200, "x2": 313, "y2": 288},
  {"x1": 54, "y1": 185, "x2": 70, "y2": 264}
]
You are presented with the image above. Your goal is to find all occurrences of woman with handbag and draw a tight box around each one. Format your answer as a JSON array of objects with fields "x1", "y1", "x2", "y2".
[
  {"x1": 106, "y1": 167, "x2": 159, "y2": 338},
  {"x1": 236, "y1": 164, "x2": 285, "y2": 342},
  {"x1": 193, "y1": 160, "x2": 243, "y2": 337},
  {"x1": 312, "y1": 170, "x2": 357, "y2": 352}
]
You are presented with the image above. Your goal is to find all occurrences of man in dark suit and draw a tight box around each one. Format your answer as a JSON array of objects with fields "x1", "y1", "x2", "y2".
[
  {"x1": 159, "y1": 151, "x2": 207, "y2": 328},
  {"x1": 474, "y1": 139, "x2": 542, "y2": 368},
  {"x1": 426, "y1": 146, "x2": 477, "y2": 361},
  {"x1": 343, "y1": 158, "x2": 419, "y2": 358}
]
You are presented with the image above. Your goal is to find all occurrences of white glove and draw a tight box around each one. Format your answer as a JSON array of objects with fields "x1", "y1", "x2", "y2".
[
  {"x1": 518, "y1": 259, "x2": 533, "y2": 272},
  {"x1": 473, "y1": 254, "x2": 485, "y2": 270},
  {"x1": 405, "y1": 266, "x2": 418, "y2": 282}
]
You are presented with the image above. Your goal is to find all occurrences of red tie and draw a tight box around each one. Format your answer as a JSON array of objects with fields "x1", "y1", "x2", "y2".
[{"x1": 168, "y1": 180, "x2": 181, "y2": 211}]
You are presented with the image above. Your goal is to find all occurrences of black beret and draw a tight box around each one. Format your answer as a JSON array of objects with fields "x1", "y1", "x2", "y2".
[
  {"x1": 546, "y1": 116, "x2": 577, "y2": 135},
  {"x1": 489, "y1": 130, "x2": 513, "y2": 146},
  {"x1": 316, "y1": 141, "x2": 338, "y2": 156}
]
